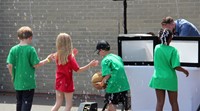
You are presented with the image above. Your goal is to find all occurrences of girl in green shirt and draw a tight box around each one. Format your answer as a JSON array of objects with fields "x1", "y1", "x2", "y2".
[{"x1": 149, "y1": 28, "x2": 189, "y2": 111}]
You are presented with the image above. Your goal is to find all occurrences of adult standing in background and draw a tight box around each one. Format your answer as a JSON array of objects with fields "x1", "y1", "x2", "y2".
[{"x1": 161, "y1": 16, "x2": 200, "y2": 37}]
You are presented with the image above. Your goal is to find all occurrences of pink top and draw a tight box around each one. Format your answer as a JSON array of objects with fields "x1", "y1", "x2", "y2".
[{"x1": 55, "y1": 54, "x2": 79, "y2": 92}]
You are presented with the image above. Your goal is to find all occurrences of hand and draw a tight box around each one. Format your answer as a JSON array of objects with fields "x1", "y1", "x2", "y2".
[
  {"x1": 73, "y1": 48, "x2": 78, "y2": 56},
  {"x1": 89, "y1": 60, "x2": 99, "y2": 67},
  {"x1": 47, "y1": 53, "x2": 54, "y2": 62},
  {"x1": 93, "y1": 60, "x2": 99, "y2": 66},
  {"x1": 184, "y1": 70, "x2": 189, "y2": 77},
  {"x1": 93, "y1": 82, "x2": 106, "y2": 90},
  {"x1": 52, "y1": 53, "x2": 57, "y2": 61},
  {"x1": 100, "y1": 81, "x2": 107, "y2": 89}
]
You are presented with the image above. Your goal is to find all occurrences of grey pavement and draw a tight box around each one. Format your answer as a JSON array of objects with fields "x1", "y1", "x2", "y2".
[{"x1": 0, "y1": 92, "x2": 123, "y2": 111}]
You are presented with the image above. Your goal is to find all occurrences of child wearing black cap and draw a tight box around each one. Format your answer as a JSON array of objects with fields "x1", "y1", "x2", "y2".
[{"x1": 94, "y1": 40, "x2": 130, "y2": 111}]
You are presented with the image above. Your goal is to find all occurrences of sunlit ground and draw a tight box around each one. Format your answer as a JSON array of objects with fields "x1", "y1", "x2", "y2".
[{"x1": 0, "y1": 92, "x2": 124, "y2": 111}]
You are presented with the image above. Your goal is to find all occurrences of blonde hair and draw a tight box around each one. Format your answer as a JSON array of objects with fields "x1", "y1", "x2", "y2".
[{"x1": 56, "y1": 33, "x2": 73, "y2": 65}]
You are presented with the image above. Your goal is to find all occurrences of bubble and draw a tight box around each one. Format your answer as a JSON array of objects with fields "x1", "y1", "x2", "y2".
[
  {"x1": 56, "y1": 26, "x2": 58, "y2": 29},
  {"x1": 38, "y1": 48, "x2": 40, "y2": 53},
  {"x1": 82, "y1": 90, "x2": 86, "y2": 94},
  {"x1": 1, "y1": 85, "x2": 4, "y2": 89}
]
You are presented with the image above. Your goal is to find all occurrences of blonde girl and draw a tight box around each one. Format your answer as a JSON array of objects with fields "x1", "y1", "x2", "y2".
[{"x1": 51, "y1": 33, "x2": 98, "y2": 111}]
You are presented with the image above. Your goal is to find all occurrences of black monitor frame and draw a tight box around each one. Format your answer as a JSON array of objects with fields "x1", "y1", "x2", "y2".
[
  {"x1": 118, "y1": 35, "x2": 200, "y2": 67},
  {"x1": 171, "y1": 37, "x2": 200, "y2": 67},
  {"x1": 118, "y1": 36, "x2": 158, "y2": 66}
]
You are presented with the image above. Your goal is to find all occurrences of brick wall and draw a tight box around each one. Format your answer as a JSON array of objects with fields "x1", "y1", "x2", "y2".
[{"x1": 1, "y1": 0, "x2": 200, "y2": 95}]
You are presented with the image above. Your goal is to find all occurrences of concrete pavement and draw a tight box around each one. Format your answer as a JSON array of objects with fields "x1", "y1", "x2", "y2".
[{"x1": 0, "y1": 92, "x2": 124, "y2": 111}]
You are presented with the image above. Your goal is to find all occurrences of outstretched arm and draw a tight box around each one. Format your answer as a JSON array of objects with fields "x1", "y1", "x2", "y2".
[
  {"x1": 76, "y1": 60, "x2": 98, "y2": 73},
  {"x1": 34, "y1": 53, "x2": 53, "y2": 68}
]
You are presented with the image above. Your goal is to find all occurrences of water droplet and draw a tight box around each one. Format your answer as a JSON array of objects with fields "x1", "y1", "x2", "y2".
[
  {"x1": 38, "y1": 48, "x2": 40, "y2": 53},
  {"x1": 1, "y1": 85, "x2": 4, "y2": 89}
]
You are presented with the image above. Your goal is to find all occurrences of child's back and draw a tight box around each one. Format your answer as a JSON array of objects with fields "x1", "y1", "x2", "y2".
[{"x1": 7, "y1": 44, "x2": 40, "y2": 90}]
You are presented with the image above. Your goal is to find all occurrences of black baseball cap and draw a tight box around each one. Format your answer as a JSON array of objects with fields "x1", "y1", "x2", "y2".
[{"x1": 94, "y1": 40, "x2": 110, "y2": 54}]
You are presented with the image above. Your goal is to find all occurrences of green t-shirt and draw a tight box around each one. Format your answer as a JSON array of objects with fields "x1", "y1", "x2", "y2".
[
  {"x1": 101, "y1": 53, "x2": 130, "y2": 93},
  {"x1": 149, "y1": 44, "x2": 180, "y2": 91},
  {"x1": 7, "y1": 44, "x2": 40, "y2": 90}
]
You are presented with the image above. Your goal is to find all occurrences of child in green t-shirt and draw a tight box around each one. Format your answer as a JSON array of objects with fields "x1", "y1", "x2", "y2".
[
  {"x1": 6, "y1": 26, "x2": 53, "y2": 111},
  {"x1": 94, "y1": 40, "x2": 130, "y2": 111},
  {"x1": 149, "y1": 28, "x2": 189, "y2": 111}
]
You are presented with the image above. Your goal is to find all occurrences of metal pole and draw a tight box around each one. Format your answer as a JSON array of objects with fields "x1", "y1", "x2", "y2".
[
  {"x1": 113, "y1": 0, "x2": 128, "y2": 34},
  {"x1": 123, "y1": 0, "x2": 127, "y2": 34}
]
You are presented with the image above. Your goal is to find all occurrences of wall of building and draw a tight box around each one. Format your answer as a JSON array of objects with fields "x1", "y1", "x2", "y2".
[{"x1": 0, "y1": 0, "x2": 200, "y2": 95}]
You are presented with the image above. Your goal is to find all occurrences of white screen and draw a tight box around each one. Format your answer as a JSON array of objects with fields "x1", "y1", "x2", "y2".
[
  {"x1": 121, "y1": 40, "x2": 154, "y2": 61},
  {"x1": 170, "y1": 41, "x2": 199, "y2": 63}
]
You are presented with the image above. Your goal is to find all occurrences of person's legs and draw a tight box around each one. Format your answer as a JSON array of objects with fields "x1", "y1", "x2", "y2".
[
  {"x1": 121, "y1": 91, "x2": 130, "y2": 111},
  {"x1": 63, "y1": 92, "x2": 73, "y2": 111},
  {"x1": 168, "y1": 90, "x2": 179, "y2": 111},
  {"x1": 107, "y1": 103, "x2": 117, "y2": 111},
  {"x1": 16, "y1": 90, "x2": 23, "y2": 111},
  {"x1": 21, "y1": 89, "x2": 35, "y2": 111},
  {"x1": 155, "y1": 89, "x2": 165, "y2": 111},
  {"x1": 104, "y1": 93, "x2": 117, "y2": 111},
  {"x1": 106, "y1": 91, "x2": 130, "y2": 111},
  {"x1": 51, "y1": 90, "x2": 64, "y2": 111}
]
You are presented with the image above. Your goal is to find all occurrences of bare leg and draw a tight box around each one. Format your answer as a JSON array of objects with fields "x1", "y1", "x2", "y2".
[
  {"x1": 51, "y1": 90, "x2": 64, "y2": 111},
  {"x1": 168, "y1": 91, "x2": 179, "y2": 111},
  {"x1": 155, "y1": 89, "x2": 165, "y2": 111},
  {"x1": 107, "y1": 103, "x2": 117, "y2": 111},
  {"x1": 63, "y1": 92, "x2": 73, "y2": 111}
]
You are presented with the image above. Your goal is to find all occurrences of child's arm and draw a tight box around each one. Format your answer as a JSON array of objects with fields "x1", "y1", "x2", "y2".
[
  {"x1": 94, "y1": 74, "x2": 110, "y2": 89},
  {"x1": 76, "y1": 60, "x2": 98, "y2": 73},
  {"x1": 100, "y1": 75, "x2": 110, "y2": 87},
  {"x1": 34, "y1": 54, "x2": 53, "y2": 68},
  {"x1": 175, "y1": 66, "x2": 189, "y2": 77},
  {"x1": 7, "y1": 64, "x2": 13, "y2": 77}
]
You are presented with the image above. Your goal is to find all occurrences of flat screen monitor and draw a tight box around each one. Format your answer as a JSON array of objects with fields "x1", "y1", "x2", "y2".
[
  {"x1": 118, "y1": 34, "x2": 158, "y2": 65},
  {"x1": 118, "y1": 35, "x2": 200, "y2": 67},
  {"x1": 170, "y1": 37, "x2": 200, "y2": 67}
]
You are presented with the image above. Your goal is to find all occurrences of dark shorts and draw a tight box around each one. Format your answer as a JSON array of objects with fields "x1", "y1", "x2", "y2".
[{"x1": 104, "y1": 90, "x2": 130, "y2": 110}]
